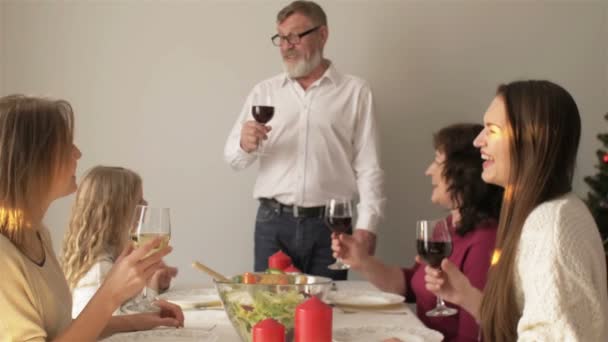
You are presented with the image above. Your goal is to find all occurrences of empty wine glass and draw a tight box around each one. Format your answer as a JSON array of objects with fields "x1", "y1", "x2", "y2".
[{"x1": 416, "y1": 218, "x2": 458, "y2": 317}]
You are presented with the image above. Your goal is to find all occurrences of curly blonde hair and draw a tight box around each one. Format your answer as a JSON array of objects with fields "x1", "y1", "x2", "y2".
[{"x1": 62, "y1": 166, "x2": 142, "y2": 289}]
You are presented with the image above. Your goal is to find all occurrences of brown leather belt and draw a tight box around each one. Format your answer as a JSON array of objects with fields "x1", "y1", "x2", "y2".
[{"x1": 260, "y1": 198, "x2": 325, "y2": 218}]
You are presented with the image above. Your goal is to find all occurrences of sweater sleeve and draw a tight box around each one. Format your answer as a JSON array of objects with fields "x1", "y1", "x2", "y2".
[
  {"x1": 516, "y1": 198, "x2": 608, "y2": 341},
  {"x1": 0, "y1": 241, "x2": 46, "y2": 342}
]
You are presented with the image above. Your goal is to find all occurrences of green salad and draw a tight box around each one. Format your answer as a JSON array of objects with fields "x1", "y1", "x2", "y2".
[{"x1": 222, "y1": 288, "x2": 305, "y2": 341}]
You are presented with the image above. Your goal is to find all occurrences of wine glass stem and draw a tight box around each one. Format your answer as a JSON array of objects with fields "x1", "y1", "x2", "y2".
[
  {"x1": 436, "y1": 296, "x2": 447, "y2": 308},
  {"x1": 256, "y1": 140, "x2": 266, "y2": 156}
]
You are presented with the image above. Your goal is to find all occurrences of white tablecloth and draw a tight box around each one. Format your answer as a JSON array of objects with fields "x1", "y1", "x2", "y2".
[{"x1": 103, "y1": 281, "x2": 443, "y2": 342}]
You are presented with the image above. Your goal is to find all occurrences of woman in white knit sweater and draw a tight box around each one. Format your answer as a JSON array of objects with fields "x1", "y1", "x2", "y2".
[{"x1": 423, "y1": 80, "x2": 608, "y2": 341}]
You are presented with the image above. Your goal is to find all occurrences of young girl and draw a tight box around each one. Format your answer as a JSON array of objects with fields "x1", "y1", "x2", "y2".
[
  {"x1": 0, "y1": 95, "x2": 183, "y2": 341},
  {"x1": 424, "y1": 80, "x2": 608, "y2": 341},
  {"x1": 62, "y1": 166, "x2": 178, "y2": 317}
]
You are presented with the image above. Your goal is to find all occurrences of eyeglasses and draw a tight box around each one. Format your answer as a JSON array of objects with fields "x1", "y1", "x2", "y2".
[{"x1": 271, "y1": 26, "x2": 320, "y2": 47}]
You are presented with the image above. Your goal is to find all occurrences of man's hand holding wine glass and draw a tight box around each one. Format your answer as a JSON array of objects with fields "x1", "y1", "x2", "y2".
[
  {"x1": 239, "y1": 121, "x2": 272, "y2": 153},
  {"x1": 240, "y1": 103, "x2": 274, "y2": 154}
]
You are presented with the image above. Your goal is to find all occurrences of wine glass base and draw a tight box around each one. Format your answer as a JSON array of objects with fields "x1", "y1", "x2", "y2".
[
  {"x1": 121, "y1": 300, "x2": 161, "y2": 314},
  {"x1": 328, "y1": 262, "x2": 350, "y2": 270},
  {"x1": 426, "y1": 306, "x2": 458, "y2": 317}
]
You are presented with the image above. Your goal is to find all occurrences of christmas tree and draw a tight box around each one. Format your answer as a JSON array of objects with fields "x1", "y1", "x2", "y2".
[{"x1": 584, "y1": 112, "x2": 608, "y2": 254}]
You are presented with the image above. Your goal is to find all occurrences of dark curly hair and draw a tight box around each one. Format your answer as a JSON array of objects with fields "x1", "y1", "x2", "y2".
[{"x1": 433, "y1": 123, "x2": 503, "y2": 236}]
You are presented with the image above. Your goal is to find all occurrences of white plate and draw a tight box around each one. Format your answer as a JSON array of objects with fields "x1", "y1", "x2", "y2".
[
  {"x1": 333, "y1": 325, "x2": 443, "y2": 342},
  {"x1": 157, "y1": 288, "x2": 221, "y2": 309},
  {"x1": 328, "y1": 290, "x2": 405, "y2": 307},
  {"x1": 101, "y1": 328, "x2": 218, "y2": 342}
]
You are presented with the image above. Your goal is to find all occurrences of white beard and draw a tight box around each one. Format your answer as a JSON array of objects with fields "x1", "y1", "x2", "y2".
[{"x1": 283, "y1": 49, "x2": 322, "y2": 78}]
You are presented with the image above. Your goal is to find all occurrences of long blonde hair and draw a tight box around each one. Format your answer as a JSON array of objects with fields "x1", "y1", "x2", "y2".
[
  {"x1": 0, "y1": 95, "x2": 74, "y2": 245},
  {"x1": 62, "y1": 166, "x2": 142, "y2": 289}
]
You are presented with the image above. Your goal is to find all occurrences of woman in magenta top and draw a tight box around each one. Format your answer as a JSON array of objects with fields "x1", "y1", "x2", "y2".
[{"x1": 332, "y1": 123, "x2": 502, "y2": 342}]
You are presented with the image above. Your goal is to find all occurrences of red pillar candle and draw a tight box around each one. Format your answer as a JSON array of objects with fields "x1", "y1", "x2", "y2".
[
  {"x1": 252, "y1": 318, "x2": 285, "y2": 342},
  {"x1": 294, "y1": 296, "x2": 332, "y2": 342},
  {"x1": 268, "y1": 250, "x2": 291, "y2": 270},
  {"x1": 284, "y1": 264, "x2": 301, "y2": 273}
]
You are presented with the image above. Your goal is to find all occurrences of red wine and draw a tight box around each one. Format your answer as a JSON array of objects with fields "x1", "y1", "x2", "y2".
[
  {"x1": 252, "y1": 105, "x2": 274, "y2": 124},
  {"x1": 325, "y1": 216, "x2": 352, "y2": 234},
  {"x1": 417, "y1": 240, "x2": 452, "y2": 267}
]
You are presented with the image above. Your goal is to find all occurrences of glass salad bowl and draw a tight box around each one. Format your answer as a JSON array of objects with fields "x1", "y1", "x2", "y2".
[{"x1": 214, "y1": 273, "x2": 332, "y2": 342}]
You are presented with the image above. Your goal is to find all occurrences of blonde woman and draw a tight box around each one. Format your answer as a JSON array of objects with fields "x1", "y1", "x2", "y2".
[
  {"x1": 63, "y1": 166, "x2": 178, "y2": 317},
  {"x1": 0, "y1": 95, "x2": 183, "y2": 342}
]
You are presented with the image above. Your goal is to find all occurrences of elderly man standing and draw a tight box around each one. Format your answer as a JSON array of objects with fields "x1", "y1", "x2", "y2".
[{"x1": 224, "y1": 0, "x2": 385, "y2": 280}]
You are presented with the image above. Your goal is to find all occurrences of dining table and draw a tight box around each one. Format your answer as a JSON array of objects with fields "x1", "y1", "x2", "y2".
[{"x1": 102, "y1": 280, "x2": 444, "y2": 342}]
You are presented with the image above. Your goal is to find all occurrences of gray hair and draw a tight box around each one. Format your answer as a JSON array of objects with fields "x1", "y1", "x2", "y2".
[{"x1": 277, "y1": 1, "x2": 327, "y2": 26}]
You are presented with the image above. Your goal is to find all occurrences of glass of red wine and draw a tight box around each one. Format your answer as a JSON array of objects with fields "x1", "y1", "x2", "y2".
[
  {"x1": 417, "y1": 218, "x2": 458, "y2": 317},
  {"x1": 251, "y1": 104, "x2": 274, "y2": 156},
  {"x1": 325, "y1": 198, "x2": 353, "y2": 270}
]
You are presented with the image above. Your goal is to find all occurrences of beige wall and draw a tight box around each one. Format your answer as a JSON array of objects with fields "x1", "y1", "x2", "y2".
[{"x1": 1, "y1": 0, "x2": 607, "y2": 286}]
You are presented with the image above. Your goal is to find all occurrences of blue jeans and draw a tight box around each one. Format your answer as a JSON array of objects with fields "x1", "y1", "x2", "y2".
[{"x1": 253, "y1": 201, "x2": 348, "y2": 280}]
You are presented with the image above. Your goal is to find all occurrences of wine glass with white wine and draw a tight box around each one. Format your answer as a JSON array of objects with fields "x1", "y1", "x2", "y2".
[{"x1": 123, "y1": 205, "x2": 171, "y2": 313}]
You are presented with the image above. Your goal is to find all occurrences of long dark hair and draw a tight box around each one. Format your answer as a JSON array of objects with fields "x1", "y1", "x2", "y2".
[
  {"x1": 434, "y1": 123, "x2": 503, "y2": 236},
  {"x1": 479, "y1": 80, "x2": 581, "y2": 342}
]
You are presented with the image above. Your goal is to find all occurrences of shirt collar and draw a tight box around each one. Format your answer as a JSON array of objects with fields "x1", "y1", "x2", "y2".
[{"x1": 322, "y1": 61, "x2": 341, "y2": 86}]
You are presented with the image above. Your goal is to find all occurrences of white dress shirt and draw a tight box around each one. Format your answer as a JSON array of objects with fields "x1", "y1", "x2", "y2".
[{"x1": 224, "y1": 63, "x2": 385, "y2": 233}]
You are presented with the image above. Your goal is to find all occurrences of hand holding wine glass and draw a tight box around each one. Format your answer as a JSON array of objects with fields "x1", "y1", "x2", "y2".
[
  {"x1": 124, "y1": 206, "x2": 172, "y2": 313},
  {"x1": 422, "y1": 257, "x2": 475, "y2": 309},
  {"x1": 239, "y1": 121, "x2": 272, "y2": 153},
  {"x1": 417, "y1": 218, "x2": 458, "y2": 317},
  {"x1": 325, "y1": 199, "x2": 353, "y2": 270},
  {"x1": 250, "y1": 103, "x2": 274, "y2": 155},
  {"x1": 101, "y1": 236, "x2": 172, "y2": 309},
  {"x1": 331, "y1": 232, "x2": 369, "y2": 270}
]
